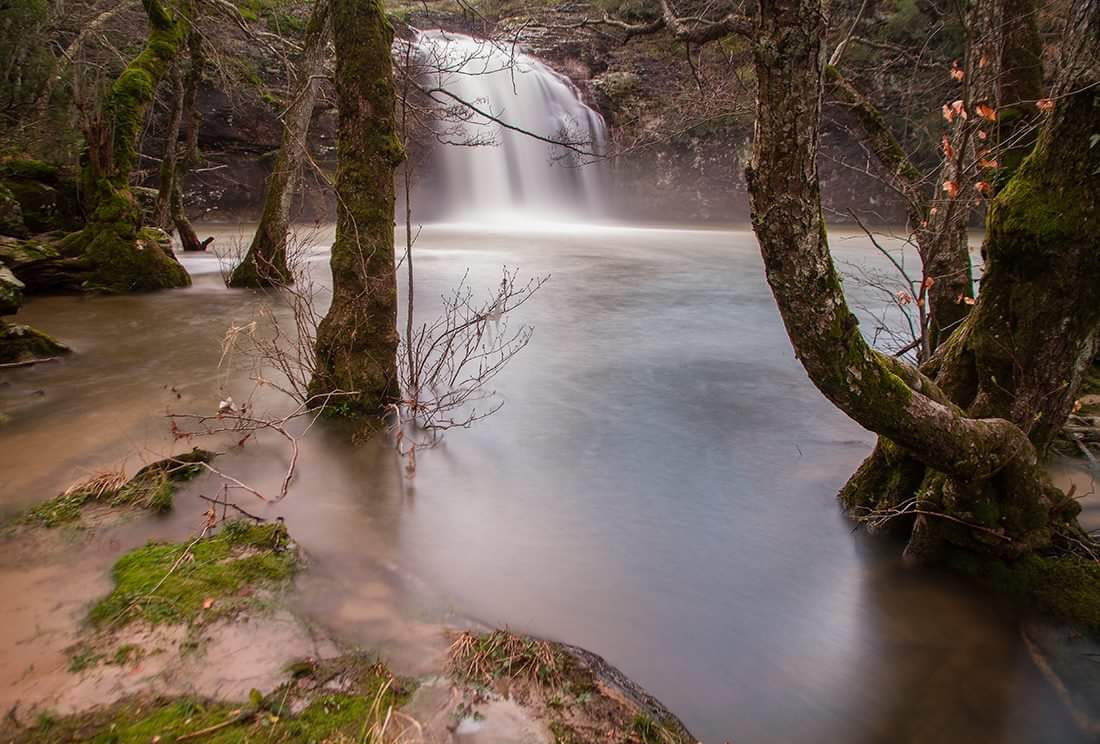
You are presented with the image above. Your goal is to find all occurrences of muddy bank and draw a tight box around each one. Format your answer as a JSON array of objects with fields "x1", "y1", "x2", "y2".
[{"x1": 0, "y1": 463, "x2": 697, "y2": 744}]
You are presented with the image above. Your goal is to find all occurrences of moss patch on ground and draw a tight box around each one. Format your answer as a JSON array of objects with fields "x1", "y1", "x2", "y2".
[
  {"x1": 11, "y1": 655, "x2": 412, "y2": 743},
  {"x1": 21, "y1": 448, "x2": 214, "y2": 528},
  {"x1": 88, "y1": 519, "x2": 297, "y2": 628}
]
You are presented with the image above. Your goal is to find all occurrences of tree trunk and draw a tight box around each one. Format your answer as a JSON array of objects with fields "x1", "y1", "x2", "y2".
[
  {"x1": 172, "y1": 11, "x2": 205, "y2": 253},
  {"x1": 228, "y1": 0, "x2": 331, "y2": 287},
  {"x1": 154, "y1": 63, "x2": 185, "y2": 231},
  {"x1": 747, "y1": 0, "x2": 1096, "y2": 562},
  {"x1": 308, "y1": 0, "x2": 403, "y2": 421},
  {"x1": 54, "y1": 0, "x2": 189, "y2": 292}
]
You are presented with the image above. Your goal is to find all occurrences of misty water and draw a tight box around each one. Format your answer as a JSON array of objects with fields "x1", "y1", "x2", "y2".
[
  {"x1": 2, "y1": 222, "x2": 1097, "y2": 743},
  {"x1": 3, "y1": 31, "x2": 1097, "y2": 743}
]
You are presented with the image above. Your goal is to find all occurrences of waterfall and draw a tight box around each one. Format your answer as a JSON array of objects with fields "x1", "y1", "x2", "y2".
[{"x1": 411, "y1": 30, "x2": 608, "y2": 223}]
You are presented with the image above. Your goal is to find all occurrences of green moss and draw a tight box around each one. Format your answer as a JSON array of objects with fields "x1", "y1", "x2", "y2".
[
  {"x1": 89, "y1": 520, "x2": 297, "y2": 628},
  {"x1": 81, "y1": 222, "x2": 191, "y2": 292},
  {"x1": 0, "y1": 159, "x2": 59, "y2": 182},
  {"x1": 21, "y1": 449, "x2": 213, "y2": 528},
  {"x1": 948, "y1": 551, "x2": 1100, "y2": 636},
  {"x1": 0, "y1": 320, "x2": 68, "y2": 364},
  {"x1": 20, "y1": 656, "x2": 412, "y2": 743},
  {"x1": 68, "y1": 645, "x2": 103, "y2": 673},
  {"x1": 110, "y1": 643, "x2": 145, "y2": 666}
]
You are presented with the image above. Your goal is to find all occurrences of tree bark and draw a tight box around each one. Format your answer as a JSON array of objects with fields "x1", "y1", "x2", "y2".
[
  {"x1": 171, "y1": 11, "x2": 205, "y2": 253},
  {"x1": 54, "y1": 0, "x2": 190, "y2": 292},
  {"x1": 228, "y1": 0, "x2": 331, "y2": 287},
  {"x1": 308, "y1": 0, "x2": 403, "y2": 421},
  {"x1": 747, "y1": 0, "x2": 1096, "y2": 561}
]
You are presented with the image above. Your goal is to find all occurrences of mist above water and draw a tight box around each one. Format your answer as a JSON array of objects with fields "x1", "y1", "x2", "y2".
[{"x1": 411, "y1": 30, "x2": 608, "y2": 223}]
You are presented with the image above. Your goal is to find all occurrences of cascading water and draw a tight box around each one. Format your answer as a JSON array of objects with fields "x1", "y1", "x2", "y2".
[{"x1": 411, "y1": 30, "x2": 608, "y2": 223}]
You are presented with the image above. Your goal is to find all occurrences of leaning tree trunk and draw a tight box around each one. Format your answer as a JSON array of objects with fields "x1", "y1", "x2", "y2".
[
  {"x1": 747, "y1": 0, "x2": 1097, "y2": 562},
  {"x1": 54, "y1": 0, "x2": 190, "y2": 292},
  {"x1": 228, "y1": 0, "x2": 331, "y2": 287},
  {"x1": 170, "y1": 11, "x2": 205, "y2": 253},
  {"x1": 154, "y1": 62, "x2": 185, "y2": 232},
  {"x1": 308, "y1": 0, "x2": 403, "y2": 421}
]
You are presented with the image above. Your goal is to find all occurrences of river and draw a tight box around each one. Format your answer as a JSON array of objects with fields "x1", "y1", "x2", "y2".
[{"x1": 1, "y1": 221, "x2": 1096, "y2": 743}]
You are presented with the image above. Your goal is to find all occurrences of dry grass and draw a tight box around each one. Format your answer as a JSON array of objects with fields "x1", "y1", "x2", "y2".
[{"x1": 448, "y1": 630, "x2": 566, "y2": 688}]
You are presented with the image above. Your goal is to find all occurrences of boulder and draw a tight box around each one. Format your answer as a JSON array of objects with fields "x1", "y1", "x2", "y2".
[
  {"x1": 0, "y1": 264, "x2": 25, "y2": 315},
  {"x1": 0, "y1": 321, "x2": 69, "y2": 364}
]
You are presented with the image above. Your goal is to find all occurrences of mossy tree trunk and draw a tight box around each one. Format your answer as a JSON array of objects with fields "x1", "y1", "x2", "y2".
[
  {"x1": 157, "y1": 8, "x2": 205, "y2": 253},
  {"x1": 55, "y1": 0, "x2": 190, "y2": 292},
  {"x1": 748, "y1": 0, "x2": 1098, "y2": 561},
  {"x1": 229, "y1": 0, "x2": 331, "y2": 287},
  {"x1": 308, "y1": 0, "x2": 403, "y2": 421}
]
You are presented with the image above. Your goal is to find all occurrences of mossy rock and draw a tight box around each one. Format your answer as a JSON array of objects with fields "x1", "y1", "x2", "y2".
[
  {"x1": 0, "y1": 264, "x2": 24, "y2": 314},
  {"x1": 0, "y1": 234, "x2": 59, "y2": 268},
  {"x1": 89, "y1": 520, "x2": 298, "y2": 627},
  {"x1": 593, "y1": 70, "x2": 640, "y2": 100},
  {"x1": 0, "y1": 159, "x2": 61, "y2": 183},
  {"x1": 0, "y1": 320, "x2": 67, "y2": 363},
  {"x1": 72, "y1": 224, "x2": 191, "y2": 292},
  {"x1": 21, "y1": 448, "x2": 215, "y2": 528}
]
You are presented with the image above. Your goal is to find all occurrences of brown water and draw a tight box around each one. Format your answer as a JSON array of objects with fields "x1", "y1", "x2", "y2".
[{"x1": 1, "y1": 222, "x2": 1096, "y2": 743}]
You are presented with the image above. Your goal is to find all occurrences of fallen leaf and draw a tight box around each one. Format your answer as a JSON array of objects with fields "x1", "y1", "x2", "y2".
[{"x1": 203, "y1": 597, "x2": 214, "y2": 610}]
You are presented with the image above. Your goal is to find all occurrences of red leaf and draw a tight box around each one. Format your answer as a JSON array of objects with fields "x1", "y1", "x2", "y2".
[
  {"x1": 942, "y1": 180, "x2": 960, "y2": 198},
  {"x1": 1036, "y1": 97, "x2": 1055, "y2": 112},
  {"x1": 975, "y1": 103, "x2": 997, "y2": 121}
]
